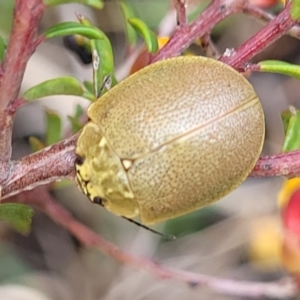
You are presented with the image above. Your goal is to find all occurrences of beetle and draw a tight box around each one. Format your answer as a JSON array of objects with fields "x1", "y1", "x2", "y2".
[{"x1": 75, "y1": 56, "x2": 265, "y2": 225}]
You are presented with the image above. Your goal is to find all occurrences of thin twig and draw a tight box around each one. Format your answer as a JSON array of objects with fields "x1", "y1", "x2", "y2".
[
  {"x1": 5, "y1": 187, "x2": 298, "y2": 299},
  {"x1": 7, "y1": 98, "x2": 27, "y2": 114},
  {"x1": 1, "y1": 134, "x2": 78, "y2": 199},
  {"x1": 219, "y1": 1, "x2": 297, "y2": 69},
  {"x1": 251, "y1": 149, "x2": 300, "y2": 177},
  {"x1": 243, "y1": 4, "x2": 300, "y2": 39},
  {"x1": 175, "y1": 0, "x2": 188, "y2": 27},
  {"x1": 1, "y1": 131, "x2": 300, "y2": 200},
  {"x1": 0, "y1": 0, "x2": 45, "y2": 183},
  {"x1": 152, "y1": 0, "x2": 248, "y2": 62},
  {"x1": 0, "y1": 113, "x2": 13, "y2": 183},
  {"x1": 154, "y1": 0, "x2": 300, "y2": 70},
  {"x1": 0, "y1": 0, "x2": 45, "y2": 110}
]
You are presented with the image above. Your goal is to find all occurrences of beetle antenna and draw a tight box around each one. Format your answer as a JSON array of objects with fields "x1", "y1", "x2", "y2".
[{"x1": 122, "y1": 217, "x2": 176, "y2": 240}]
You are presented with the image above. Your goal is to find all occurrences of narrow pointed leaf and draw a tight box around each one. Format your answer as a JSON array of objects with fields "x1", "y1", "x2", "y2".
[
  {"x1": 91, "y1": 38, "x2": 115, "y2": 97},
  {"x1": 258, "y1": 60, "x2": 300, "y2": 80},
  {"x1": 128, "y1": 18, "x2": 158, "y2": 53},
  {"x1": 83, "y1": 81, "x2": 94, "y2": 94},
  {"x1": 281, "y1": 110, "x2": 292, "y2": 135},
  {"x1": 23, "y1": 77, "x2": 84, "y2": 101},
  {"x1": 46, "y1": 111, "x2": 62, "y2": 145},
  {"x1": 82, "y1": 91, "x2": 96, "y2": 101},
  {"x1": 0, "y1": 204, "x2": 34, "y2": 234},
  {"x1": 78, "y1": 16, "x2": 115, "y2": 97},
  {"x1": 67, "y1": 104, "x2": 84, "y2": 133},
  {"x1": 291, "y1": 0, "x2": 300, "y2": 20},
  {"x1": 0, "y1": 36, "x2": 6, "y2": 62},
  {"x1": 68, "y1": 116, "x2": 83, "y2": 133},
  {"x1": 43, "y1": 0, "x2": 104, "y2": 8},
  {"x1": 119, "y1": 1, "x2": 138, "y2": 47},
  {"x1": 74, "y1": 104, "x2": 84, "y2": 119},
  {"x1": 282, "y1": 107, "x2": 300, "y2": 152},
  {"x1": 44, "y1": 22, "x2": 104, "y2": 40}
]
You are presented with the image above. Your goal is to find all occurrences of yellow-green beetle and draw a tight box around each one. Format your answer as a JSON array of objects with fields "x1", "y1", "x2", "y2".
[{"x1": 75, "y1": 56, "x2": 265, "y2": 225}]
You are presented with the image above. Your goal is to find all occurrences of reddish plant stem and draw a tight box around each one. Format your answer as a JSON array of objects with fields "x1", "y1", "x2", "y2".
[
  {"x1": 244, "y1": 4, "x2": 278, "y2": 23},
  {"x1": 152, "y1": 0, "x2": 241, "y2": 62},
  {"x1": 7, "y1": 98, "x2": 27, "y2": 114},
  {"x1": 1, "y1": 132, "x2": 300, "y2": 200},
  {"x1": 0, "y1": 112, "x2": 13, "y2": 182},
  {"x1": 175, "y1": 0, "x2": 188, "y2": 27},
  {"x1": 0, "y1": 0, "x2": 45, "y2": 183},
  {"x1": 219, "y1": 1, "x2": 297, "y2": 69},
  {"x1": 251, "y1": 149, "x2": 300, "y2": 177},
  {"x1": 244, "y1": 4, "x2": 300, "y2": 39},
  {"x1": 33, "y1": 35, "x2": 46, "y2": 49},
  {"x1": 154, "y1": 0, "x2": 300, "y2": 69},
  {"x1": 0, "y1": 0, "x2": 45, "y2": 110},
  {"x1": 0, "y1": 0, "x2": 299, "y2": 209},
  {"x1": 1, "y1": 134, "x2": 78, "y2": 199},
  {"x1": 5, "y1": 187, "x2": 298, "y2": 299}
]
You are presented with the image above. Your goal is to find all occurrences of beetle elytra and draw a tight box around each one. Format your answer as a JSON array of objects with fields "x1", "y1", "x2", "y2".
[{"x1": 75, "y1": 56, "x2": 265, "y2": 224}]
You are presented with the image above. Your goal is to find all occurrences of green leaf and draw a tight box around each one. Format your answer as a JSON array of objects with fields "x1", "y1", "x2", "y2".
[
  {"x1": 68, "y1": 116, "x2": 83, "y2": 133},
  {"x1": 43, "y1": 0, "x2": 104, "y2": 8},
  {"x1": 0, "y1": 36, "x2": 6, "y2": 63},
  {"x1": 128, "y1": 18, "x2": 158, "y2": 53},
  {"x1": 78, "y1": 16, "x2": 115, "y2": 97},
  {"x1": 281, "y1": 110, "x2": 292, "y2": 135},
  {"x1": 83, "y1": 81, "x2": 94, "y2": 94},
  {"x1": 291, "y1": 0, "x2": 300, "y2": 20},
  {"x1": 119, "y1": 1, "x2": 138, "y2": 47},
  {"x1": 91, "y1": 38, "x2": 115, "y2": 97},
  {"x1": 67, "y1": 104, "x2": 84, "y2": 133},
  {"x1": 258, "y1": 60, "x2": 300, "y2": 80},
  {"x1": 83, "y1": 91, "x2": 97, "y2": 101},
  {"x1": 74, "y1": 104, "x2": 84, "y2": 119},
  {"x1": 46, "y1": 111, "x2": 62, "y2": 145},
  {"x1": 282, "y1": 106, "x2": 300, "y2": 152},
  {"x1": 82, "y1": 82, "x2": 97, "y2": 101},
  {"x1": 0, "y1": 204, "x2": 34, "y2": 234},
  {"x1": 23, "y1": 77, "x2": 84, "y2": 101},
  {"x1": 44, "y1": 22, "x2": 104, "y2": 40}
]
